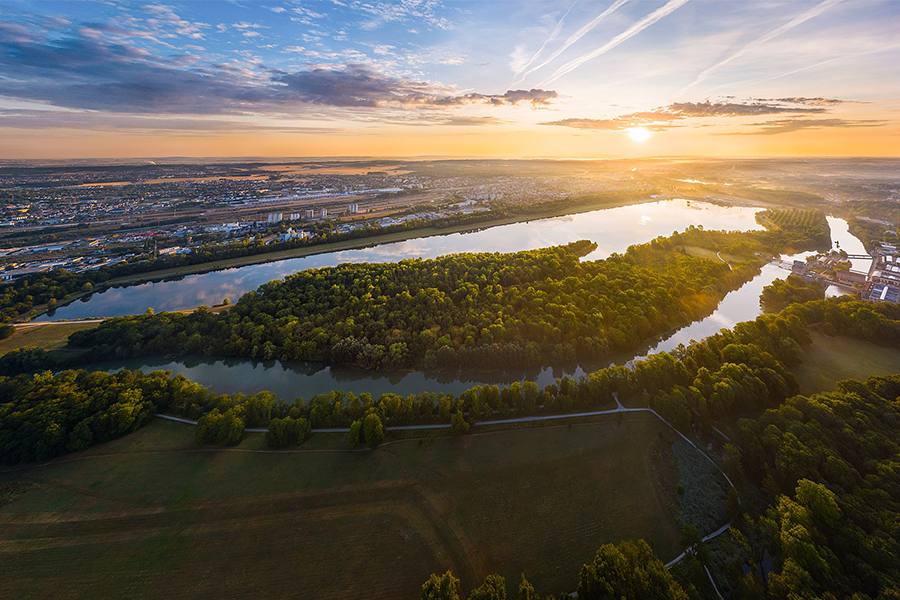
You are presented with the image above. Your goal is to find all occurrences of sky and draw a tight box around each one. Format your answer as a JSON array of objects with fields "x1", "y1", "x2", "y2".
[{"x1": 0, "y1": 0, "x2": 898, "y2": 159}]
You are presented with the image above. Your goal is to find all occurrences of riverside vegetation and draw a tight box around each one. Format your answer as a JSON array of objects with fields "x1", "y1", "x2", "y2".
[
  {"x1": 2, "y1": 296, "x2": 900, "y2": 600},
  {"x1": 65, "y1": 210, "x2": 830, "y2": 371},
  {"x1": 7, "y1": 209, "x2": 896, "y2": 599}
]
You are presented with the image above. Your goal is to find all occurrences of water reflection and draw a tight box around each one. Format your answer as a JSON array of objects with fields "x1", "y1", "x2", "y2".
[
  {"x1": 40, "y1": 199, "x2": 764, "y2": 321},
  {"x1": 78, "y1": 204, "x2": 868, "y2": 399}
]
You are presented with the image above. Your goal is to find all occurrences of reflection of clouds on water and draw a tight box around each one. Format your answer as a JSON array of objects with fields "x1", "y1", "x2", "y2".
[{"x1": 40, "y1": 200, "x2": 774, "y2": 321}]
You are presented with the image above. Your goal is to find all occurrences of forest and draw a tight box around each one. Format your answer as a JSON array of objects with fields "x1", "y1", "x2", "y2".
[
  {"x1": 67, "y1": 214, "x2": 828, "y2": 371},
  {"x1": 414, "y1": 370, "x2": 900, "y2": 600},
  {"x1": 760, "y1": 275, "x2": 825, "y2": 312},
  {"x1": 4, "y1": 293, "x2": 900, "y2": 599}
]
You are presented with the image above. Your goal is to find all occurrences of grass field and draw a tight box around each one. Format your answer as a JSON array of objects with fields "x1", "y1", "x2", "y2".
[
  {"x1": 793, "y1": 329, "x2": 900, "y2": 395},
  {"x1": 0, "y1": 414, "x2": 725, "y2": 599},
  {"x1": 0, "y1": 322, "x2": 99, "y2": 355}
]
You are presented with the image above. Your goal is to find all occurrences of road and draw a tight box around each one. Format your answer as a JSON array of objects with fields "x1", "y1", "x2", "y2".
[{"x1": 13, "y1": 319, "x2": 105, "y2": 327}]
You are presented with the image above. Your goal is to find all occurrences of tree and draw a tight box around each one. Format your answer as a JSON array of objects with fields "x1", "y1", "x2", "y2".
[
  {"x1": 363, "y1": 412, "x2": 384, "y2": 448},
  {"x1": 348, "y1": 419, "x2": 362, "y2": 448},
  {"x1": 421, "y1": 571, "x2": 460, "y2": 600},
  {"x1": 577, "y1": 540, "x2": 689, "y2": 600},
  {"x1": 450, "y1": 410, "x2": 470, "y2": 436},
  {"x1": 467, "y1": 574, "x2": 505, "y2": 600},
  {"x1": 516, "y1": 574, "x2": 539, "y2": 600}
]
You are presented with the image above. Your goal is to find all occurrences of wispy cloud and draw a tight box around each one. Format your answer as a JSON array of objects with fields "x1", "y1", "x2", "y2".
[
  {"x1": 515, "y1": 0, "x2": 629, "y2": 83},
  {"x1": 510, "y1": 0, "x2": 579, "y2": 80},
  {"x1": 538, "y1": 0, "x2": 690, "y2": 86},
  {"x1": 675, "y1": 0, "x2": 843, "y2": 97},
  {"x1": 723, "y1": 117, "x2": 887, "y2": 135},
  {"x1": 540, "y1": 98, "x2": 838, "y2": 131}
]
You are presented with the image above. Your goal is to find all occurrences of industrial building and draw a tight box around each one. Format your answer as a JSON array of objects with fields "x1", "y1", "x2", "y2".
[{"x1": 863, "y1": 245, "x2": 900, "y2": 304}]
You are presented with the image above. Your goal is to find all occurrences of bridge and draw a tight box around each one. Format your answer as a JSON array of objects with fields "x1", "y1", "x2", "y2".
[{"x1": 844, "y1": 254, "x2": 872, "y2": 260}]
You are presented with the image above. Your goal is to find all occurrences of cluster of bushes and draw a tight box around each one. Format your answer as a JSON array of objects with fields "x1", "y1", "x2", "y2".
[
  {"x1": 761, "y1": 275, "x2": 826, "y2": 311},
  {"x1": 68, "y1": 233, "x2": 767, "y2": 370}
]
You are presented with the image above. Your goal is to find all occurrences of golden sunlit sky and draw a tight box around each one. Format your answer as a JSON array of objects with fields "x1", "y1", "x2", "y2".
[{"x1": 0, "y1": 0, "x2": 898, "y2": 159}]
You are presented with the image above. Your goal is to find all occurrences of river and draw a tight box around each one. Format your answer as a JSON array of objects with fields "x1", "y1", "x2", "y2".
[
  {"x1": 77, "y1": 200, "x2": 868, "y2": 399},
  {"x1": 40, "y1": 199, "x2": 766, "y2": 321}
]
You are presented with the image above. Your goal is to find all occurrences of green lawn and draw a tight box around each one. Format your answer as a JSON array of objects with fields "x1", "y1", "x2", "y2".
[
  {"x1": 0, "y1": 414, "x2": 726, "y2": 599},
  {"x1": 0, "y1": 322, "x2": 99, "y2": 356},
  {"x1": 793, "y1": 329, "x2": 900, "y2": 395}
]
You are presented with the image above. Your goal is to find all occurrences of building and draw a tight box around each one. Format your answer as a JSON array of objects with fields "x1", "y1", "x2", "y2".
[
  {"x1": 835, "y1": 269, "x2": 867, "y2": 286},
  {"x1": 319, "y1": 208, "x2": 328, "y2": 218},
  {"x1": 304, "y1": 209, "x2": 315, "y2": 219},
  {"x1": 862, "y1": 247, "x2": 900, "y2": 304},
  {"x1": 267, "y1": 212, "x2": 283, "y2": 224},
  {"x1": 348, "y1": 203, "x2": 359, "y2": 214},
  {"x1": 864, "y1": 282, "x2": 900, "y2": 303},
  {"x1": 289, "y1": 213, "x2": 301, "y2": 221}
]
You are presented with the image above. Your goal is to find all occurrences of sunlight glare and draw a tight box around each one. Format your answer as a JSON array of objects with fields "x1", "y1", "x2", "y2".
[{"x1": 626, "y1": 127, "x2": 652, "y2": 143}]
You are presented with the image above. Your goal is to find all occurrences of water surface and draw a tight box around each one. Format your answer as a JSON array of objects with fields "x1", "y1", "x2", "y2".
[
  {"x1": 41, "y1": 199, "x2": 764, "y2": 320},
  {"x1": 80, "y1": 202, "x2": 867, "y2": 398}
]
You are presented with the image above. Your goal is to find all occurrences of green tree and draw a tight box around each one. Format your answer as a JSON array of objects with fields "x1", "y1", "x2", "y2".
[
  {"x1": 348, "y1": 419, "x2": 362, "y2": 448},
  {"x1": 577, "y1": 540, "x2": 688, "y2": 600},
  {"x1": 363, "y1": 412, "x2": 384, "y2": 448},
  {"x1": 421, "y1": 571, "x2": 460, "y2": 600},
  {"x1": 450, "y1": 410, "x2": 470, "y2": 436},
  {"x1": 468, "y1": 574, "x2": 505, "y2": 600},
  {"x1": 516, "y1": 574, "x2": 539, "y2": 600}
]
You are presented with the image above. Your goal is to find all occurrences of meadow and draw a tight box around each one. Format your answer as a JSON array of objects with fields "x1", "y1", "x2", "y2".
[
  {"x1": 0, "y1": 322, "x2": 98, "y2": 354},
  {"x1": 793, "y1": 329, "x2": 900, "y2": 395},
  {"x1": 0, "y1": 414, "x2": 727, "y2": 599}
]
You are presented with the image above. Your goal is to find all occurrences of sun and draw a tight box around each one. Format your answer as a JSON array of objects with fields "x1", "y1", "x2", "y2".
[{"x1": 626, "y1": 127, "x2": 652, "y2": 143}]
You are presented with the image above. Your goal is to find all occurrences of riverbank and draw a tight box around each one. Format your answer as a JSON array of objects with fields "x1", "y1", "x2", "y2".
[{"x1": 104, "y1": 195, "x2": 655, "y2": 287}]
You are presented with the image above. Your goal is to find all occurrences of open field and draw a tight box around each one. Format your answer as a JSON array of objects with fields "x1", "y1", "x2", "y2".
[
  {"x1": 0, "y1": 414, "x2": 723, "y2": 599},
  {"x1": 0, "y1": 322, "x2": 99, "y2": 355},
  {"x1": 793, "y1": 330, "x2": 900, "y2": 395}
]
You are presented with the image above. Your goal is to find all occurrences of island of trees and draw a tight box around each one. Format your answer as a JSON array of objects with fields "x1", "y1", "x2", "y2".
[
  {"x1": 66, "y1": 211, "x2": 830, "y2": 371},
  {"x1": 3, "y1": 293, "x2": 899, "y2": 600}
]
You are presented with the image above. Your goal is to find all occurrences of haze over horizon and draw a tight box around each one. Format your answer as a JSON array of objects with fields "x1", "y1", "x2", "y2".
[{"x1": 0, "y1": 0, "x2": 898, "y2": 159}]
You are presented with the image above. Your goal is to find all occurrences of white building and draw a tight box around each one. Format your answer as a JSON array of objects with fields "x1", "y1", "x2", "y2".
[
  {"x1": 348, "y1": 203, "x2": 359, "y2": 214},
  {"x1": 267, "y1": 213, "x2": 283, "y2": 224}
]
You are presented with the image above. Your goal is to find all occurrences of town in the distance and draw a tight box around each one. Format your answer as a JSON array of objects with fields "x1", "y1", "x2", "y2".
[{"x1": 2, "y1": 0, "x2": 900, "y2": 599}]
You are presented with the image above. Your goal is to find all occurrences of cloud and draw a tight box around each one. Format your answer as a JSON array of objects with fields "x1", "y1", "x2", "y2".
[
  {"x1": 675, "y1": 0, "x2": 843, "y2": 96},
  {"x1": 539, "y1": 0, "x2": 691, "y2": 86},
  {"x1": 723, "y1": 117, "x2": 888, "y2": 135},
  {"x1": 350, "y1": 0, "x2": 452, "y2": 31},
  {"x1": 540, "y1": 99, "x2": 831, "y2": 131},
  {"x1": 0, "y1": 108, "x2": 339, "y2": 135},
  {"x1": 0, "y1": 29, "x2": 557, "y2": 116},
  {"x1": 752, "y1": 97, "x2": 857, "y2": 106},
  {"x1": 666, "y1": 100, "x2": 825, "y2": 117},
  {"x1": 511, "y1": 0, "x2": 585, "y2": 81},
  {"x1": 279, "y1": 67, "x2": 557, "y2": 108},
  {"x1": 518, "y1": 0, "x2": 629, "y2": 83}
]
